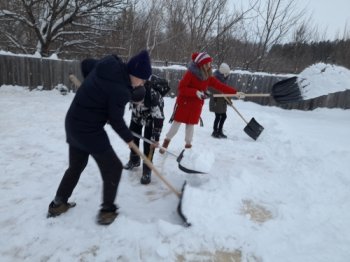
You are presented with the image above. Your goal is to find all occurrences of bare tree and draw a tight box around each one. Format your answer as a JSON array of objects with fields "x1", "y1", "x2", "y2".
[
  {"x1": 0, "y1": 0, "x2": 128, "y2": 57},
  {"x1": 205, "y1": 1, "x2": 256, "y2": 66},
  {"x1": 183, "y1": 0, "x2": 227, "y2": 52},
  {"x1": 160, "y1": 0, "x2": 188, "y2": 62},
  {"x1": 243, "y1": 0, "x2": 306, "y2": 71}
]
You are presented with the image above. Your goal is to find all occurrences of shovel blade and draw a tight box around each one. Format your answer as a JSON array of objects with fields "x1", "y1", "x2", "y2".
[
  {"x1": 177, "y1": 181, "x2": 191, "y2": 227},
  {"x1": 176, "y1": 149, "x2": 207, "y2": 174},
  {"x1": 244, "y1": 117, "x2": 264, "y2": 140},
  {"x1": 178, "y1": 164, "x2": 207, "y2": 174},
  {"x1": 272, "y1": 77, "x2": 303, "y2": 103}
]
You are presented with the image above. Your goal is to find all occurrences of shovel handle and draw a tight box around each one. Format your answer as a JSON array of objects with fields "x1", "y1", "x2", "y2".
[
  {"x1": 69, "y1": 74, "x2": 81, "y2": 87},
  {"x1": 129, "y1": 142, "x2": 181, "y2": 198},
  {"x1": 131, "y1": 131, "x2": 178, "y2": 158},
  {"x1": 223, "y1": 97, "x2": 249, "y2": 124},
  {"x1": 213, "y1": 93, "x2": 270, "y2": 98}
]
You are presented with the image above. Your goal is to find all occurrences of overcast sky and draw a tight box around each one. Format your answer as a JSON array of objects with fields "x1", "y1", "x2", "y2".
[{"x1": 301, "y1": 0, "x2": 350, "y2": 39}]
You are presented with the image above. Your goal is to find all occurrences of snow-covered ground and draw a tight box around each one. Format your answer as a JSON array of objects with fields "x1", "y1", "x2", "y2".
[{"x1": 0, "y1": 64, "x2": 350, "y2": 262}]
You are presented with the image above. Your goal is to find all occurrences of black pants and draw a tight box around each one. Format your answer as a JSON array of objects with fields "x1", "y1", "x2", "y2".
[
  {"x1": 55, "y1": 145, "x2": 122, "y2": 211},
  {"x1": 129, "y1": 119, "x2": 154, "y2": 174},
  {"x1": 213, "y1": 113, "x2": 227, "y2": 131}
]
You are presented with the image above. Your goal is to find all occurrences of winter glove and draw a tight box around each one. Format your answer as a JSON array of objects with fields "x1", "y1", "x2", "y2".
[
  {"x1": 127, "y1": 140, "x2": 134, "y2": 148},
  {"x1": 236, "y1": 92, "x2": 246, "y2": 99},
  {"x1": 150, "y1": 141, "x2": 159, "y2": 149},
  {"x1": 196, "y1": 90, "x2": 209, "y2": 100}
]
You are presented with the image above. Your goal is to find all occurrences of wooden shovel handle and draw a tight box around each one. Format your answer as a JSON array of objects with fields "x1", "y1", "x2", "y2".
[
  {"x1": 69, "y1": 74, "x2": 81, "y2": 87},
  {"x1": 223, "y1": 97, "x2": 249, "y2": 124},
  {"x1": 129, "y1": 142, "x2": 181, "y2": 198}
]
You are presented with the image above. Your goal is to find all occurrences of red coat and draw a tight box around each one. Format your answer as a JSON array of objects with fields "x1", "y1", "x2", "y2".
[{"x1": 173, "y1": 70, "x2": 237, "y2": 124}]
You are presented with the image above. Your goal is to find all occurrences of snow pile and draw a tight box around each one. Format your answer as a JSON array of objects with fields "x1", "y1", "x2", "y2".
[
  {"x1": 298, "y1": 63, "x2": 350, "y2": 99},
  {"x1": 179, "y1": 148, "x2": 215, "y2": 174}
]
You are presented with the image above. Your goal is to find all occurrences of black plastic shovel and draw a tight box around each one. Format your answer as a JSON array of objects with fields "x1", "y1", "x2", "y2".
[
  {"x1": 224, "y1": 98, "x2": 264, "y2": 140},
  {"x1": 271, "y1": 76, "x2": 303, "y2": 104},
  {"x1": 213, "y1": 77, "x2": 302, "y2": 104},
  {"x1": 129, "y1": 142, "x2": 191, "y2": 226},
  {"x1": 131, "y1": 132, "x2": 206, "y2": 174}
]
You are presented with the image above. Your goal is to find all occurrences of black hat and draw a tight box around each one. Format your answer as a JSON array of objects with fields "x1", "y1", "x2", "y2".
[
  {"x1": 131, "y1": 85, "x2": 146, "y2": 103},
  {"x1": 127, "y1": 50, "x2": 152, "y2": 80}
]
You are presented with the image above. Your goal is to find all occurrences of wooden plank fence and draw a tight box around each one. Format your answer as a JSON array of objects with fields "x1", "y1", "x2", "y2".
[
  {"x1": 1, "y1": 54, "x2": 349, "y2": 110},
  {"x1": 0, "y1": 54, "x2": 81, "y2": 91}
]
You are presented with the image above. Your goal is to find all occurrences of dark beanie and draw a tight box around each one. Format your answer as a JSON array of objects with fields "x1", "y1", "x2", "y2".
[
  {"x1": 81, "y1": 58, "x2": 98, "y2": 78},
  {"x1": 127, "y1": 50, "x2": 152, "y2": 80}
]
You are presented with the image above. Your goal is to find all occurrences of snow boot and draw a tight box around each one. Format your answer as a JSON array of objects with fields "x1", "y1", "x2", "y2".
[
  {"x1": 123, "y1": 160, "x2": 140, "y2": 170},
  {"x1": 185, "y1": 143, "x2": 192, "y2": 149},
  {"x1": 159, "y1": 138, "x2": 170, "y2": 154},
  {"x1": 218, "y1": 129, "x2": 227, "y2": 139},
  {"x1": 211, "y1": 130, "x2": 220, "y2": 138},
  {"x1": 97, "y1": 210, "x2": 118, "y2": 225},
  {"x1": 97, "y1": 205, "x2": 118, "y2": 225},
  {"x1": 140, "y1": 171, "x2": 151, "y2": 185},
  {"x1": 124, "y1": 152, "x2": 140, "y2": 170},
  {"x1": 47, "y1": 201, "x2": 76, "y2": 218}
]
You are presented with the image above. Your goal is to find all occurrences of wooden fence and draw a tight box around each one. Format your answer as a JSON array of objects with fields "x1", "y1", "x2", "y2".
[
  {"x1": 1, "y1": 54, "x2": 349, "y2": 110},
  {"x1": 0, "y1": 54, "x2": 81, "y2": 91}
]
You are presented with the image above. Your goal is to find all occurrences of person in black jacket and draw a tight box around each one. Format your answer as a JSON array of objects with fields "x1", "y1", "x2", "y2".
[
  {"x1": 123, "y1": 75, "x2": 170, "y2": 185},
  {"x1": 47, "y1": 50, "x2": 152, "y2": 225}
]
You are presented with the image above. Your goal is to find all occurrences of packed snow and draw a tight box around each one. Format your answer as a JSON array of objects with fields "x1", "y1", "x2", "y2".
[
  {"x1": 0, "y1": 65, "x2": 350, "y2": 262},
  {"x1": 298, "y1": 63, "x2": 350, "y2": 99}
]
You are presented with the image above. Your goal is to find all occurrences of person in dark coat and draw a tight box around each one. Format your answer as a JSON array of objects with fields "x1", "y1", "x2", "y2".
[
  {"x1": 123, "y1": 75, "x2": 170, "y2": 185},
  {"x1": 47, "y1": 50, "x2": 152, "y2": 225},
  {"x1": 209, "y1": 63, "x2": 233, "y2": 138}
]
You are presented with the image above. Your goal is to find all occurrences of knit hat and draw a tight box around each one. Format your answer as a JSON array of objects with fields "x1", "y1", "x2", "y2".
[
  {"x1": 219, "y1": 63, "x2": 230, "y2": 76},
  {"x1": 127, "y1": 50, "x2": 152, "y2": 80},
  {"x1": 131, "y1": 85, "x2": 146, "y2": 103},
  {"x1": 81, "y1": 58, "x2": 98, "y2": 78},
  {"x1": 191, "y1": 52, "x2": 213, "y2": 67}
]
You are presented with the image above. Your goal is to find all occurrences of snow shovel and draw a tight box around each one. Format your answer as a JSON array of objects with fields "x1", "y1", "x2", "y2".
[
  {"x1": 129, "y1": 142, "x2": 191, "y2": 226},
  {"x1": 212, "y1": 77, "x2": 302, "y2": 104},
  {"x1": 131, "y1": 131, "x2": 206, "y2": 174},
  {"x1": 224, "y1": 97, "x2": 264, "y2": 140},
  {"x1": 271, "y1": 76, "x2": 303, "y2": 103}
]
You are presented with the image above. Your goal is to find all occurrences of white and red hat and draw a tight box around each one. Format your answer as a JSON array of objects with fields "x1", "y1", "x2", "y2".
[{"x1": 191, "y1": 52, "x2": 212, "y2": 67}]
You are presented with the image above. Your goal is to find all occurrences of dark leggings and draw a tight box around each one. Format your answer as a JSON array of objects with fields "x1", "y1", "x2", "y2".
[
  {"x1": 55, "y1": 145, "x2": 122, "y2": 211},
  {"x1": 129, "y1": 119, "x2": 154, "y2": 173},
  {"x1": 213, "y1": 113, "x2": 227, "y2": 131}
]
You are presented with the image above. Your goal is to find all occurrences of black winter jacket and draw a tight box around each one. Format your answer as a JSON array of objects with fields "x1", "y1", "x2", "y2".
[
  {"x1": 65, "y1": 55, "x2": 133, "y2": 153},
  {"x1": 130, "y1": 75, "x2": 170, "y2": 141}
]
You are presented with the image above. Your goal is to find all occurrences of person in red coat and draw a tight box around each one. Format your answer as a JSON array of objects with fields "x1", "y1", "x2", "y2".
[{"x1": 160, "y1": 52, "x2": 244, "y2": 152}]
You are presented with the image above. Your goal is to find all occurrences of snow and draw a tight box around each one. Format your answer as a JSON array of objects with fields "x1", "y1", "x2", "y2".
[
  {"x1": 154, "y1": 65, "x2": 187, "y2": 70},
  {"x1": 298, "y1": 63, "x2": 350, "y2": 99},
  {"x1": 0, "y1": 50, "x2": 42, "y2": 58},
  {"x1": 0, "y1": 65, "x2": 350, "y2": 262}
]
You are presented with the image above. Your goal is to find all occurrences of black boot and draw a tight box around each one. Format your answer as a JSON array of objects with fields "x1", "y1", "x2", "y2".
[
  {"x1": 123, "y1": 153, "x2": 140, "y2": 170},
  {"x1": 140, "y1": 171, "x2": 151, "y2": 185},
  {"x1": 97, "y1": 205, "x2": 118, "y2": 225},
  {"x1": 211, "y1": 130, "x2": 220, "y2": 138},
  {"x1": 123, "y1": 160, "x2": 140, "y2": 170},
  {"x1": 218, "y1": 129, "x2": 227, "y2": 138},
  {"x1": 47, "y1": 200, "x2": 76, "y2": 218}
]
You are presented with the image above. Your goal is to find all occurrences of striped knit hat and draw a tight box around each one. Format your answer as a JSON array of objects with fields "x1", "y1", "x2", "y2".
[{"x1": 191, "y1": 52, "x2": 213, "y2": 67}]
